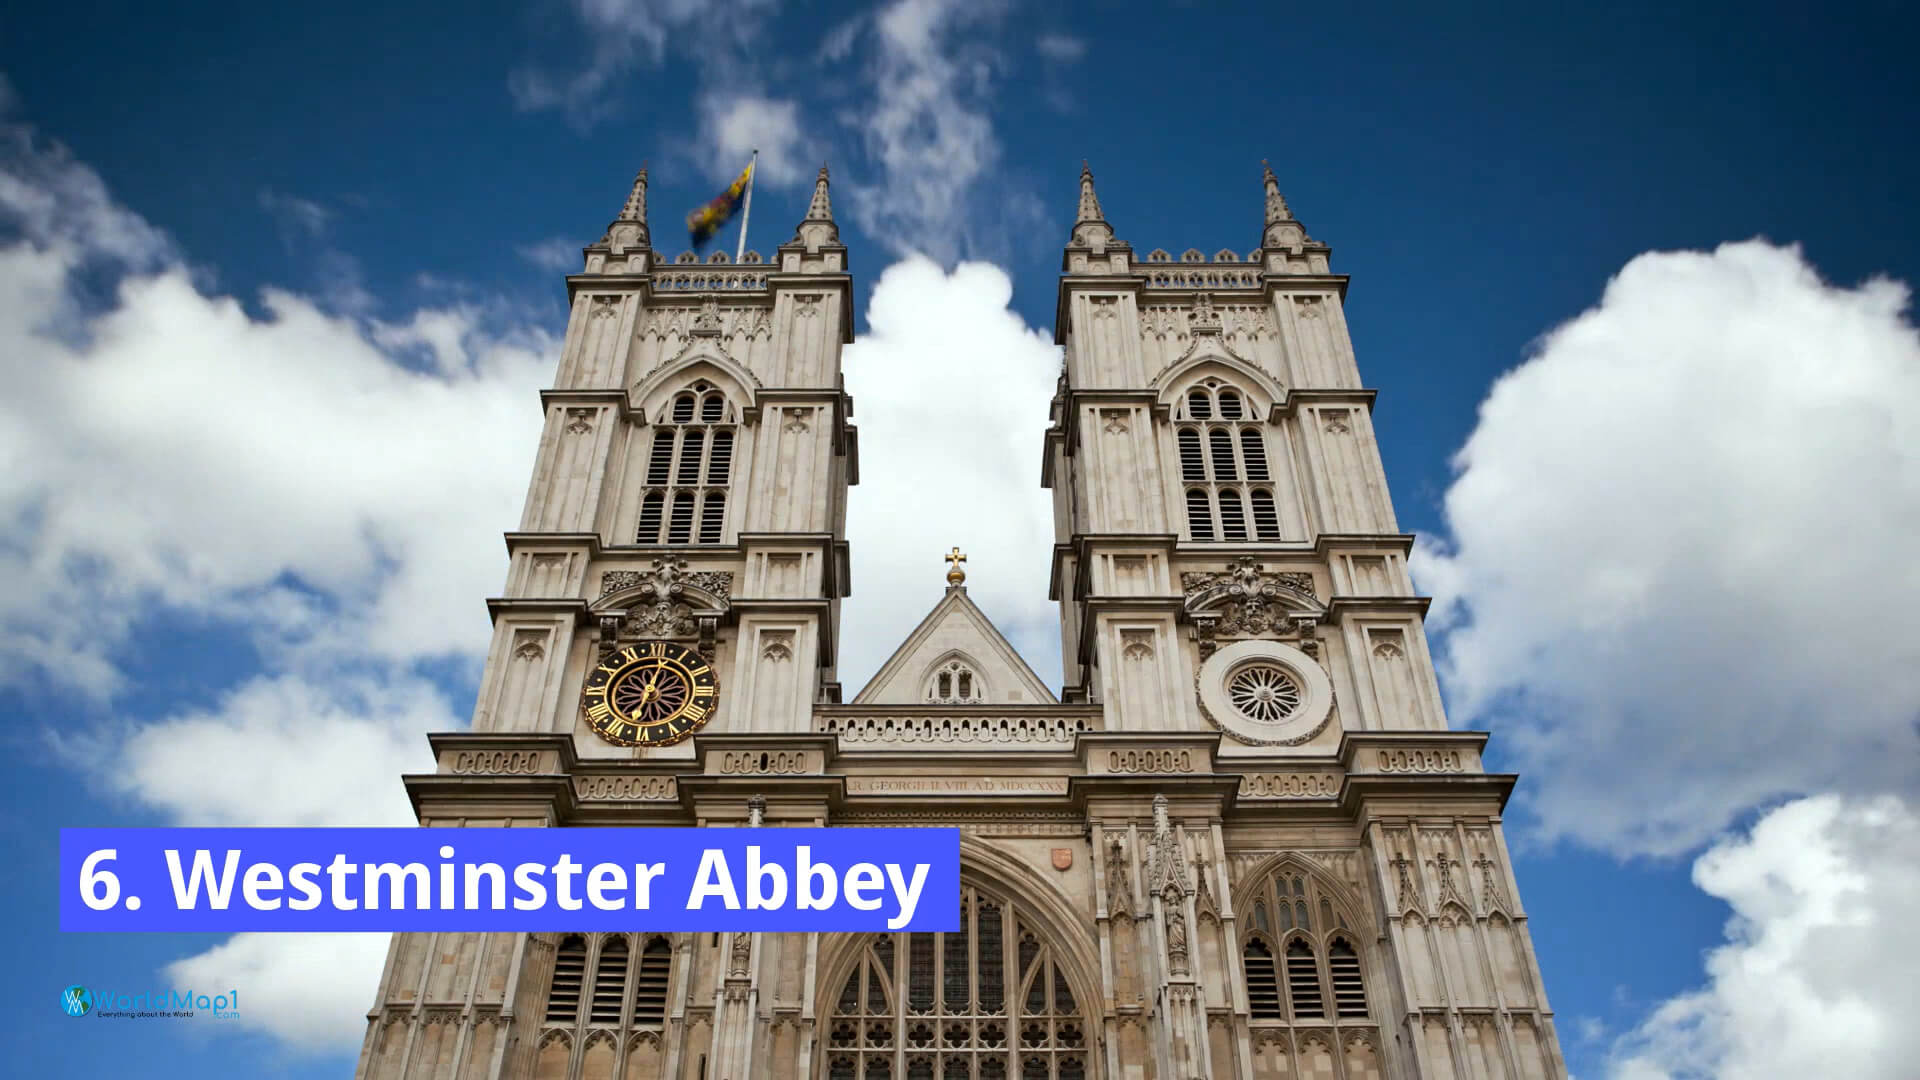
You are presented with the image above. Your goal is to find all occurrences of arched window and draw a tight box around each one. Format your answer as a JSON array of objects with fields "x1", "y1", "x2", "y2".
[
  {"x1": 545, "y1": 935, "x2": 587, "y2": 1023},
  {"x1": 1243, "y1": 938, "x2": 1282, "y2": 1019},
  {"x1": 637, "y1": 381, "x2": 735, "y2": 545},
  {"x1": 1175, "y1": 378, "x2": 1280, "y2": 542},
  {"x1": 826, "y1": 886, "x2": 1087, "y2": 1080},
  {"x1": 590, "y1": 936, "x2": 627, "y2": 1023},
  {"x1": 926, "y1": 658, "x2": 985, "y2": 703},
  {"x1": 633, "y1": 935, "x2": 672, "y2": 1025},
  {"x1": 1240, "y1": 867, "x2": 1374, "y2": 1031}
]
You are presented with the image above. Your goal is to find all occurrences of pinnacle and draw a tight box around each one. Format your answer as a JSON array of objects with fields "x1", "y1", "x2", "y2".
[
  {"x1": 619, "y1": 164, "x2": 649, "y2": 222},
  {"x1": 806, "y1": 164, "x2": 834, "y2": 221},
  {"x1": 1076, "y1": 160, "x2": 1105, "y2": 225},
  {"x1": 1262, "y1": 159, "x2": 1291, "y2": 225}
]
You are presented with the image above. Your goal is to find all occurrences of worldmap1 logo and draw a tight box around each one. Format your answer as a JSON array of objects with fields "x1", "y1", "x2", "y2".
[{"x1": 62, "y1": 985, "x2": 92, "y2": 1017}]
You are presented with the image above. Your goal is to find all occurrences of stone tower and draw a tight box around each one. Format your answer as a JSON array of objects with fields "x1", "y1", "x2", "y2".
[{"x1": 352, "y1": 162, "x2": 1566, "y2": 1080}]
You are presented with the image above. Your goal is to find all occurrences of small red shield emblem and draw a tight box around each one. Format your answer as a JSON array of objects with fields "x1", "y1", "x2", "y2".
[{"x1": 1051, "y1": 848, "x2": 1073, "y2": 871}]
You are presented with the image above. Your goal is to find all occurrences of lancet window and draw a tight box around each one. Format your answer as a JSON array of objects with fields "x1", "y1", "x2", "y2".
[
  {"x1": 1240, "y1": 869, "x2": 1373, "y2": 1027},
  {"x1": 637, "y1": 382, "x2": 735, "y2": 545},
  {"x1": 1175, "y1": 378, "x2": 1280, "y2": 542},
  {"x1": 826, "y1": 886, "x2": 1089, "y2": 1080},
  {"x1": 927, "y1": 658, "x2": 986, "y2": 704}
]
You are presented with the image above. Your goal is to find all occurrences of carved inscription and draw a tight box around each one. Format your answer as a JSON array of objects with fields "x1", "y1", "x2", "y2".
[{"x1": 845, "y1": 777, "x2": 1070, "y2": 796}]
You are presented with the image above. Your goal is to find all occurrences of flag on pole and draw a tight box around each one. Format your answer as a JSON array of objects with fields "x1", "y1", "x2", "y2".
[{"x1": 687, "y1": 158, "x2": 755, "y2": 251}]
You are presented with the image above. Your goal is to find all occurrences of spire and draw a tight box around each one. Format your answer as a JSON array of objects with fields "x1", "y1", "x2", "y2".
[
  {"x1": 792, "y1": 164, "x2": 839, "y2": 248},
  {"x1": 807, "y1": 165, "x2": 834, "y2": 221},
  {"x1": 620, "y1": 165, "x2": 649, "y2": 222},
  {"x1": 1262, "y1": 159, "x2": 1291, "y2": 224},
  {"x1": 1065, "y1": 160, "x2": 1118, "y2": 261},
  {"x1": 602, "y1": 164, "x2": 651, "y2": 251},
  {"x1": 1076, "y1": 160, "x2": 1105, "y2": 226}
]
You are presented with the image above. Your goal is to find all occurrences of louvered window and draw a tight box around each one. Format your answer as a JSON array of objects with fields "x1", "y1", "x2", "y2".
[
  {"x1": 632, "y1": 936, "x2": 672, "y2": 1025},
  {"x1": 545, "y1": 935, "x2": 587, "y2": 1023},
  {"x1": 1175, "y1": 379, "x2": 1283, "y2": 542},
  {"x1": 1330, "y1": 938, "x2": 1369, "y2": 1017},
  {"x1": 590, "y1": 936, "x2": 627, "y2": 1023},
  {"x1": 1285, "y1": 939, "x2": 1324, "y2": 1018},
  {"x1": 1242, "y1": 867, "x2": 1372, "y2": 1036},
  {"x1": 635, "y1": 382, "x2": 735, "y2": 545},
  {"x1": 1244, "y1": 939, "x2": 1282, "y2": 1018}
]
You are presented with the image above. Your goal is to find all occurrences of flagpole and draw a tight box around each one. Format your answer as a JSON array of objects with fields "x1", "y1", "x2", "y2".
[{"x1": 735, "y1": 149, "x2": 758, "y2": 263}]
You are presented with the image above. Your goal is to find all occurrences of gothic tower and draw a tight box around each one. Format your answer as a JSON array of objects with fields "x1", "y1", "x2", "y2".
[{"x1": 351, "y1": 162, "x2": 1567, "y2": 1080}]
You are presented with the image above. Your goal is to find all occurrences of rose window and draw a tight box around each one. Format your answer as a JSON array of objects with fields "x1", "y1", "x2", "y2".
[{"x1": 1227, "y1": 664, "x2": 1302, "y2": 723}]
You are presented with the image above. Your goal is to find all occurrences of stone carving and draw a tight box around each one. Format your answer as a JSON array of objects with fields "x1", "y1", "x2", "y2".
[
  {"x1": 1108, "y1": 749, "x2": 1193, "y2": 773},
  {"x1": 1429, "y1": 844, "x2": 1470, "y2": 912},
  {"x1": 1120, "y1": 630, "x2": 1154, "y2": 661},
  {"x1": 512, "y1": 637, "x2": 545, "y2": 662},
  {"x1": 1373, "y1": 639, "x2": 1404, "y2": 660},
  {"x1": 1139, "y1": 306, "x2": 1187, "y2": 342},
  {"x1": 1163, "y1": 896, "x2": 1190, "y2": 977},
  {"x1": 1188, "y1": 293, "x2": 1222, "y2": 333},
  {"x1": 1237, "y1": 772, "x2": 1340, "y2": 798},
  {"x1": 794, "y1": 294, "x2": 823, "y2": 319},
  {"x1": 816, "y1": 713, "x2": 1093, "y2": 746},
  {"x1": 1106, "y1": 833, "x2": 1132, "y2": 916},
  {"x1": 574, "y1": 775, "x2": 677, "y2": 801},
  {"x1": 718, "y1": 750, "x2": 810, "y2": 775},
  {"x1": 564, "y1": 408, "x2": 595, "y2": 434},
  {"x1": 1322, "y1": 410, "x2": 1351, "y2": 434},
  {"x1": 1101, "y1": 409, "x2": 1130, "y2": 434},
  {"x1": 1376, "y1": 748, "x2": 1465, "y2": 773},
  {"x1": 729, "y1": 932, "x2": 751, "y2": 978},
  {"x1": 1389, "y1": 849, "x2": 1419, "y2": 912},
  {"x1": 691, "y1": 297, "x2": 723, "y2": 333},
  {"x1": 1295, "y1": 295, "x2": 1324, "y2": 319},
  {"x1": 1475, "y1": 850, "x2": 1511, "y2": 912},
  {"x1": 597, "y1": 559, "x2": 732, "y2": 640},
  {"x1": 1182, "y1": 557, "x2": 1317, "y2": 639},
  {"x1": 761, "y1": 632, "x2": 794, "y2": 662},
  {"x1": 783, "y1": 408, "x2": 811, "y2": 434},
  {"x1": 1146, "y1": 794, "x2": 1190, "y2": 896},
  {"x1": 1192, "y1": 852, "x2": 1218, "y2": 919},
  {"x1": 450, "y1": 749, "x2": 545, "y2": 775},
  {"x1": 747, "y1": 794, "x2": 765, "y2": 828}
]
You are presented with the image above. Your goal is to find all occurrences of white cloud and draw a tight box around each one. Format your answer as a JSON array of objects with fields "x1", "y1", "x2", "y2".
[
  {"x1": 0, "y1": 196, "x2": 553, "y2": 694},
  {"x1": 839, "y1": 0, "x2": 1037, "y2": 262},
  {"x1": 695, "y1": 92, "x2": 817, "y2": 187},
  {"x1": 168, "y1": 931, "x2": 392, "y2": 1051},
  {"x1": 1605, "y1": 794, "x2": 1920, "y2": 1080},
  {"x1": 2, "y1": 116, "x2": 553, "y2": 1052},
  {"x1": 840, "y1": 256, "x2": 1062, "y2": 689},
  {"x1": 510, "y1": 0, "x2": 778, "y2": 125},
  {"x1": 78, "y1": 673, "x2": 446, "y2": 827},
  {"x1": 516, "y1": 235, "x2": 580, "y2": 272},
  {"x1": 1035, "y1": 33, "x2": 1085, "y2": 61},
  {"x1": 257, "y1": 188, "x2": 331, "y2": 240},
  {"x1": 1412, "y1": 240, "x2": 1920, "y2": 857}
]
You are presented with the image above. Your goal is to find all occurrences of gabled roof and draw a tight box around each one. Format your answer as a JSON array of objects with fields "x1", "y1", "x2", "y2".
[{"x1": 852, "y1": 586, "x2": 1059, "y2": 706}]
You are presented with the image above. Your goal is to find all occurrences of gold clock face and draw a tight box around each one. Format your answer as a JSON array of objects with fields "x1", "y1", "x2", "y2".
[{"x1": 581, "y1": 640, "x2": 718, "y2": 747}]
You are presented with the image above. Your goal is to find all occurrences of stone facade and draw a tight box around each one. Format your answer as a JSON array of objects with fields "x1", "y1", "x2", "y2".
[{"x1": 352, "y1": 163, "x2": 1566, "y2": 1080}]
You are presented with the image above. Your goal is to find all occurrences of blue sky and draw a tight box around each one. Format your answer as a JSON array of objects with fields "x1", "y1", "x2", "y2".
[{"x1": 3, "y1": 2, "x2": 1918, "y2": 1077}]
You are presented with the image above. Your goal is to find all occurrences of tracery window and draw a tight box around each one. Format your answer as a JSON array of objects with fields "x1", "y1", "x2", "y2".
[
  {"x1": 1175, "y1": 379, "x2": 1280, "y2": 542},
  {"x1": 1240, "y1": 869, "x2": 1373, "y2": 1027},
  {"x1": 542, "y1": 932, "x2": 675, "y2": 1031},
  {"x1": 826, "y1": 886, "x2": 1089, "y2": 1080},
  {"x1": 927, "y1": 658, "x2": 986, "y2": 704},
  {"x1": 637, "y1": 382, "x2": 734, "y2": 545}
]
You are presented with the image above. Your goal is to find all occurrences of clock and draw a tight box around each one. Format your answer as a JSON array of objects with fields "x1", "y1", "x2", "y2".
[{"x1": 581, "y1": 640, "x2": 719, "y2": 746}]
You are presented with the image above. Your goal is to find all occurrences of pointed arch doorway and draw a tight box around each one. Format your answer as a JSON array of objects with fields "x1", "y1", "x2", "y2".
[{"x1": 820, "y1": 882, "x2": 1098, "y2": 1080}]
